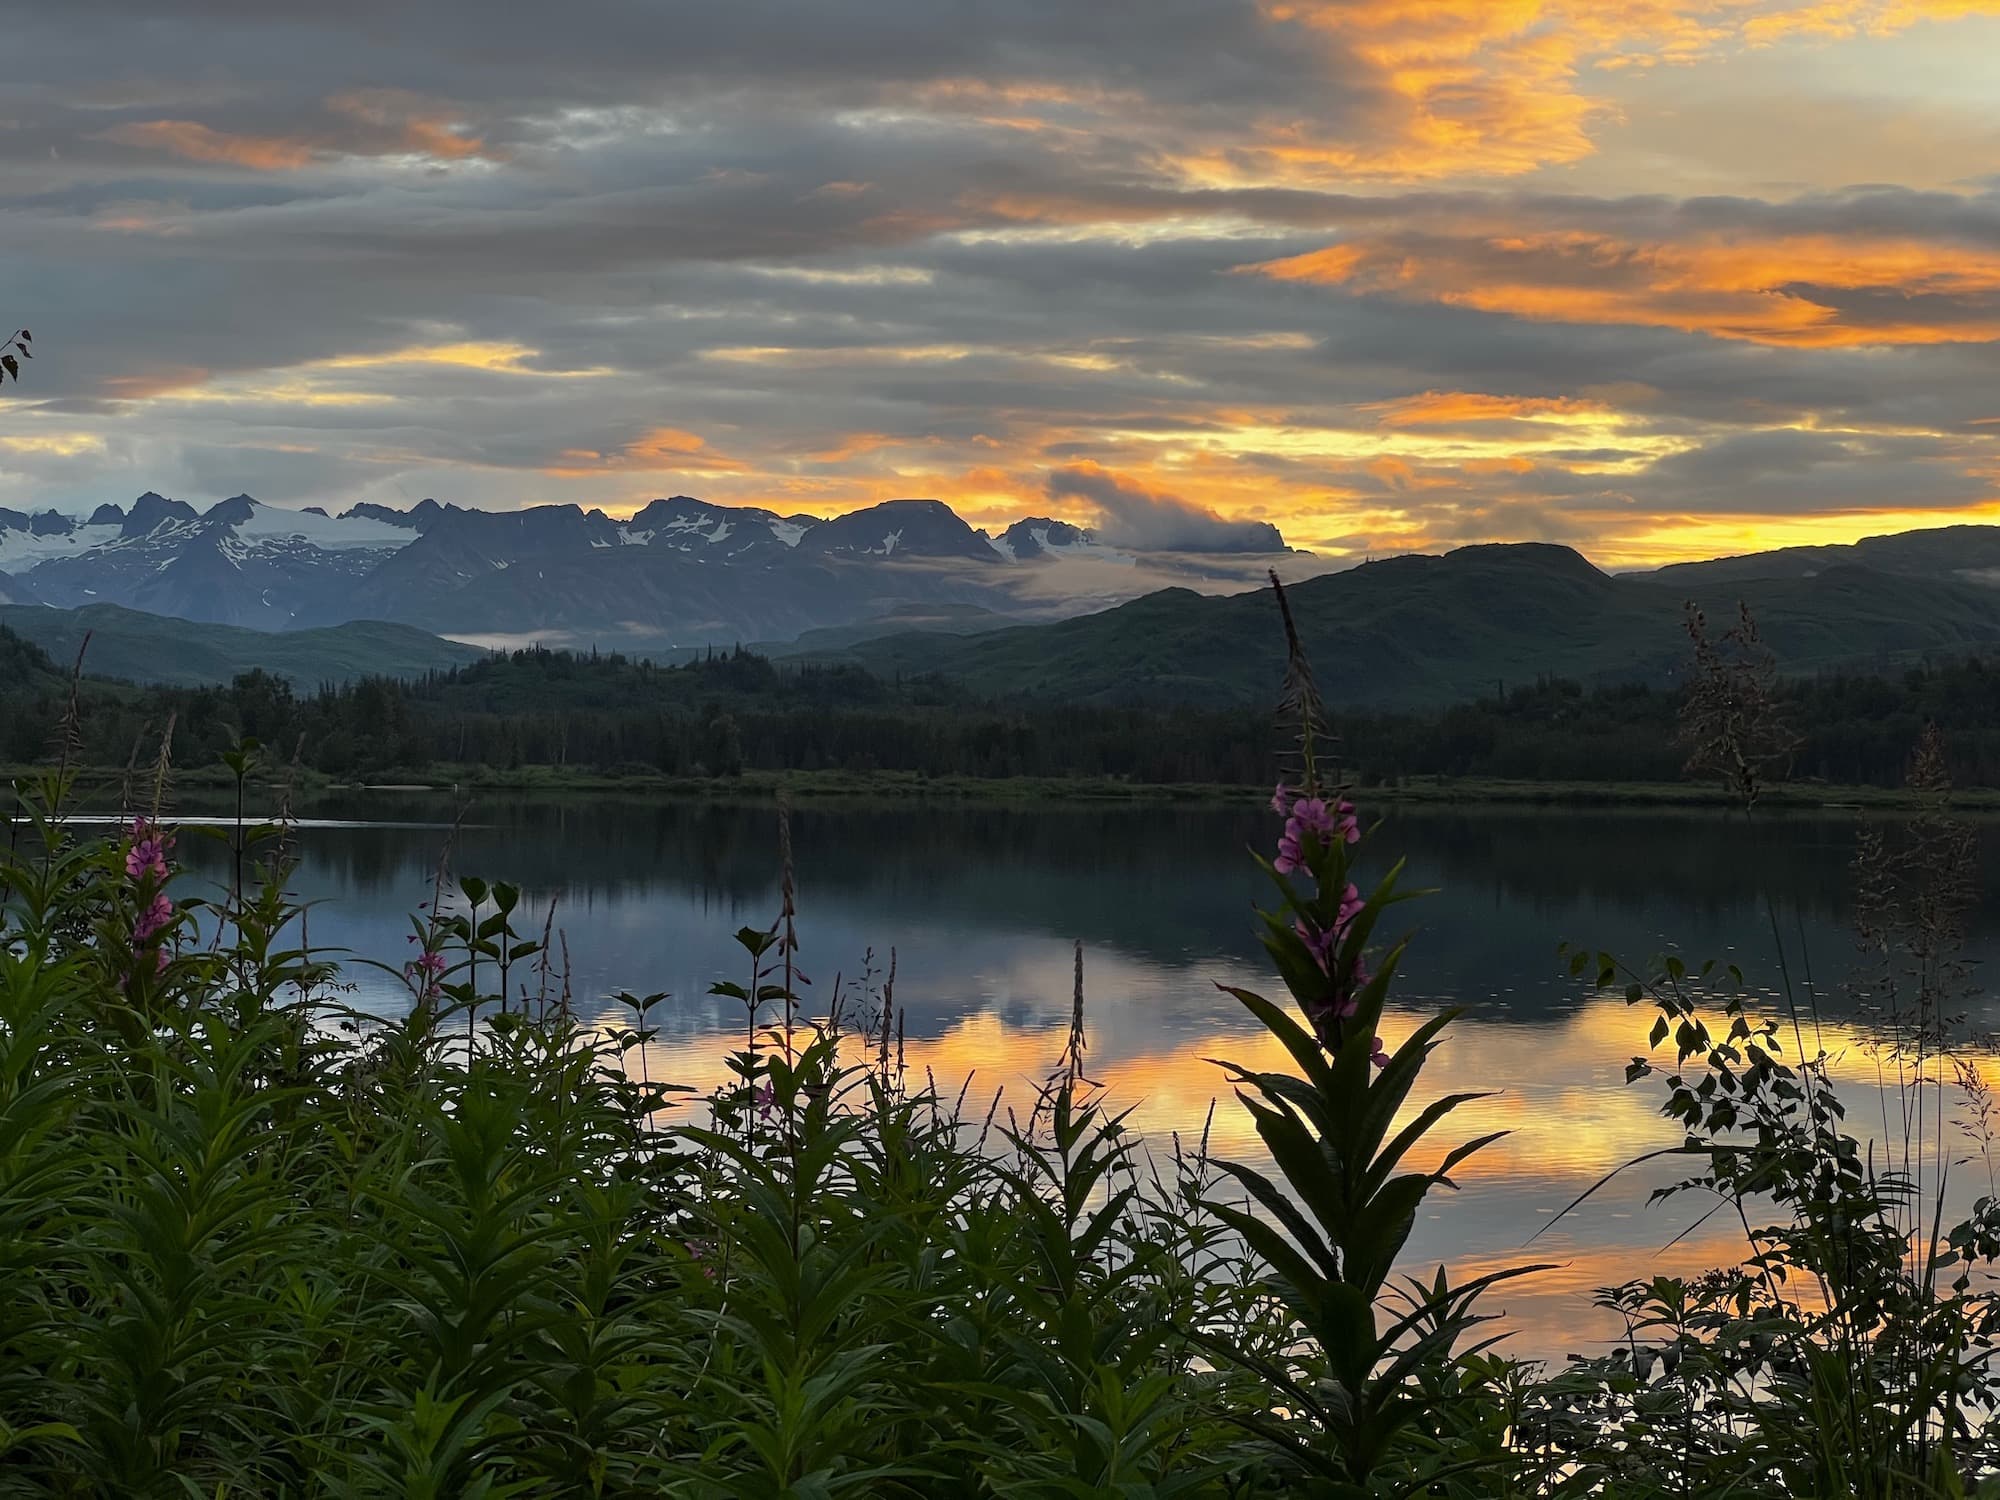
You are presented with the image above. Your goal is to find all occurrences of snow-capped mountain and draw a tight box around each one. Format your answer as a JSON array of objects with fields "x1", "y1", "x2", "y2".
[
  {"x1": 990, "y1": 516, "x2": 1110, "y2": 561},
  {"x1": 0, "y1": 491, "x2": 1285, "y2": 648},
  {"x1": 10, "y1": 494, "x2": 415, "y2": 629}
]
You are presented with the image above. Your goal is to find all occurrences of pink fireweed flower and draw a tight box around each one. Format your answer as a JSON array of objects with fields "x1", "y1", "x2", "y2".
[
  {"x1": 752, "y1": 1083, "x2": 778, "y2": 1121},
  {"x1": 1280, "y1": 812, "x2": 1328, "y2": 868},
  {"x1": 1274, "y1": 828, "x2": 1305, "y2": 874},
  {"x1": 125, "y1": 817, "x2": 172, "y2": 881},
  {"x1": 1337, "y1": 882, "x2": 1364, "y2": 929},
  {"x1": 1290, "y1": 798, "x2": 1334, "y2": 838},
  {"x1": 1274, "y1": 795, "x2": 1360, "y2": 875},
  {"x1": 405, "y1": 948, "x2": 447, "y2": 997},
  {"x1": 1371, "y1": 1036, "x2": 1391, "y2": 1069},
  {"x1": 1270, "y1": 783, "x2": 1292, "y2": 815},
  {"x1": 1335, "y1": 799, "x2": 1360, "y2": 845},
  {"x1": 133, "y1": 891, "x2": 174, "y2": 944}
]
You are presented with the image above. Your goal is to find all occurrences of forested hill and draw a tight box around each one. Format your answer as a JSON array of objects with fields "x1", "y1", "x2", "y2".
[
  {"x1": 10, "y1": 628, "x2": 2000, "y2": 793},
  {"x1": 843, "y1": 544, "x2": 2000, "y2": 710},
  {"x1": 0, "y1": 603, "x2": 485, "y2": 688}
]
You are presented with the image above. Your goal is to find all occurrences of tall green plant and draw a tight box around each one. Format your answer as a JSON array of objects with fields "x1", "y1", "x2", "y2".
[{"x1": 1199, "y1": 575, "x2": 1541, "y2": 1495}]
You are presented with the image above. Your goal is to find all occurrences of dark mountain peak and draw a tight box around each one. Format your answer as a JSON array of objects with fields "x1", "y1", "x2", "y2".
[
  {"x1": 122, "y1": 492, "x2": 198, "y2": 538},
  {"x1": 340, "y1": 501, "x2": 424, "y2": 530},
  {"x1": 337, "y1": 498, "x2": 457, "y2": 532},
  {"x1": 806, "y1": 498, "x2": 995, "y2": 561},
  {"x1": 27, "y1": 511, "x2": 72, "y2": 537},
  {"x1": 204, "y1": 494, "x2": 259, "y2": 527},
  {"x1": 0, "y1": 508, "x2": 28, "y2": 533},
  {"x1": 428, "y1": 501, "x2": 615, "y2": 551},
  {"x1": 630, "y1": 494, "x2": 709, "y2": 521},
  {"x1": 1351, "y1": 542, "x2": 1607, "y2": 587},
  {"x1": 629, "y1": 495, "x2": 778, "y2": 528},
  {"x1": 997, "y1": 516, "x2": 1095, "y2": 560},
  {"x1": 1450, "y1": 542, "x2": 1606, "y2": 578},
  {"x1": 624, "y1": 495, "x2": 809, "y2": 555},
  {"x1": 86, "y1": 503, "x2": 126, "y2": 527}
]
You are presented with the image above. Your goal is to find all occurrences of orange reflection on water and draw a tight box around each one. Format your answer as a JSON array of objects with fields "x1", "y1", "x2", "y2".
[{"x1": 627, "y1": 978, "x2": 2000, "y2": 1360}]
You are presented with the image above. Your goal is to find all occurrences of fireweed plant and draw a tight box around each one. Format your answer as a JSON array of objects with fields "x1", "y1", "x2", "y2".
[
  {"x1": 3, "y1": 584, "x2": 2000, "y2": 1497},
  {"x1": 1194, "y1": 575, "x2": 1544, "y2": 1497}
]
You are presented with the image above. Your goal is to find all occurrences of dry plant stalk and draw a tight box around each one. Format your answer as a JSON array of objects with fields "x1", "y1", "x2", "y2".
[
  {"x1": 1269, "y1": 570, "x2": 1330, "y2": 795},
  {"x1": 1677, "y1": 601, "x2": 1796, "y2": 810},
  {"x1": 148, "y1": 711, "x2": 177, "y2": 821}
]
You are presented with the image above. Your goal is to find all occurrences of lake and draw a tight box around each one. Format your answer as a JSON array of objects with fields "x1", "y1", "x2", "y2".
[{"x1": 153, "y1": 792, "x2": 2000, "y2": 1360}]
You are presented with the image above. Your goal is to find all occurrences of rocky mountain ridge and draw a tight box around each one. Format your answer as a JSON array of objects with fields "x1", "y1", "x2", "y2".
[{"x1": 0, "y1": 491, "x2": 1263, "y2": 645}]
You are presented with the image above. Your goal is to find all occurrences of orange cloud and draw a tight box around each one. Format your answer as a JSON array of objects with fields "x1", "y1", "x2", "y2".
[
  {"x1": 1159, "y1": 1, "x2": 2000, "y2": 185},
  {"x1": 1366, "y1": 391, "x2": 1616, "y2": 426},
  {"x1": 326, "y1": 90, "x2": 491, "y2": 162},
  {"x1": 801, "y1": 431, "x2": 907, "y2": 463},
  {"x1": 98, "y1": 93, "x2": 491, "y2": 171},
  {"x1": 1250, "y1": 229, "x2": 2000, "y2": 346},
  {"x1": 548, "y1": 427, "x2": 750, "y2": 477},
  {"x1": 98, "y1": 120, "x2": 316, "y2": 171},
  {"x1": 88, "y1": 199, "x2": 191, "y2": 235}
]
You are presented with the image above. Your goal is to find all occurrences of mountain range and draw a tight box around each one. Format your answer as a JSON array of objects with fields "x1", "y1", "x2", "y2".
[
  {"x1": 841, "y1": 541, "x2": 2000, "y2": 710},
  {"x1": 12, "y1": 493, "x2": 2000, "y2": 713},
  {"x1": 0, "y1": 492, "x2": 1268, "y2": 649}
]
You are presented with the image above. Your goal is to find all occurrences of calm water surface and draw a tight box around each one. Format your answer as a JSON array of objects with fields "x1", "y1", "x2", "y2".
[{"x1": 160, "y1": 795, "x2": 2000, "y2": 1357}]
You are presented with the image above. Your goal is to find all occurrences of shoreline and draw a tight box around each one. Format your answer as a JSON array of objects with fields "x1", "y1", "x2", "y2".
[{"x1": 17, "y1": 764, "x2": 1995, "y2": 812}]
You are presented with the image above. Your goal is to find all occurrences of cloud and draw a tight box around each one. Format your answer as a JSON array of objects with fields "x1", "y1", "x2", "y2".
[
  {"x1": 1248, "y1": 212, "x2": 2000, "y2": 347},
  {"x1": 94, "y1": 92, "x2": 493, "y2": 172},
  {"x1": 96, "y1": 120, "x2": 317, "y2": 171},
  {"x1": 1621, "y1": 428, "x2": 1992, "y2": 514},
  {"x1": 5, "y1": 0, "x2": 2000, "y2": 571},
  {"x1": 1364, "y1": 390, "x2": 1619, "y2": 426},
  {"x1": 547, "y1": 426, "x2": 751, "y2": 476},
  {"x1": 1045, "y1": 463, "x2": 1288, "y2": 552}
]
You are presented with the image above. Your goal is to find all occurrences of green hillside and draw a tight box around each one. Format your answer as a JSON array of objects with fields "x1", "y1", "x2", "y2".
[
  {"x1": 769, "y1": 601, "x2": 1013, "y2": 657},
  {"x1": 0, "y1": 603, "x2": 488, "y2": 689},
  {"x1": 848, "y1": 543, "x2": 2000, "y2": 709},
  {"x1": 0, "y1": 624, "x2": 67, "y2": 695}
]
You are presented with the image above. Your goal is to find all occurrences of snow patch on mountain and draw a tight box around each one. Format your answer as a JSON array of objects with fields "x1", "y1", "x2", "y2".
[
  {"x1": 229, "y1": 500, "x2": 416, "y2": 551},
  {"x1": 0, "y1": 522, "x2": 123, "y2": 574}
]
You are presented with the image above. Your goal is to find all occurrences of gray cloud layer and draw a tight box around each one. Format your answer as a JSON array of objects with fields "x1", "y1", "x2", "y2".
[{"x1": 3, "y1": 2, "x2": 2000, "y2": 561}]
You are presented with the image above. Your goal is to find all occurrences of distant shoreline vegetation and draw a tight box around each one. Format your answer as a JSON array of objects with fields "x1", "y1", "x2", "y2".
[
  {"x1": 7, "y1": 624, "x2": 2000, "y2": 799},
  {"x1": 24, "y1": 766, "x2": 2000, "y2": 815}
]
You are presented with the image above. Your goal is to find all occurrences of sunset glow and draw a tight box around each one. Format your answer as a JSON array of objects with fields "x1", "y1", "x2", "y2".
[{"x1": 9, "y1": 0, "x2": 2000, "y2": 564}]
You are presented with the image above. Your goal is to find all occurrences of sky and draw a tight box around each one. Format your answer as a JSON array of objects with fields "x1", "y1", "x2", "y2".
[{"x1": 6, "y1": 1, "x2": 2000, "y2": 567}]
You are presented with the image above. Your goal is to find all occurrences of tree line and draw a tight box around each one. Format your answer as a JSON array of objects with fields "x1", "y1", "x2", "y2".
[{"x1": 6, "y1": 629, "x2": 2000, "y2": 789}]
